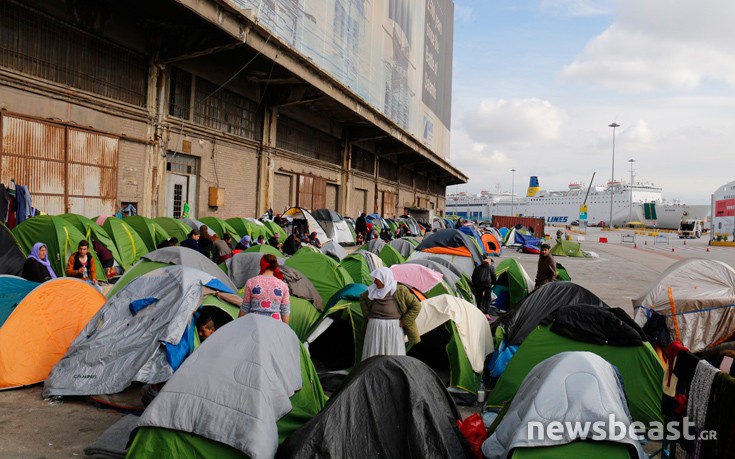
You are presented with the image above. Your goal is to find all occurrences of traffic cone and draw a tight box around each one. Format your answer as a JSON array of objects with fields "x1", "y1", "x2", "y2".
[
  {"x1": 707, "y1": 247, "x2": 710, "y2": 252},
  {"x1": 634, "y1": 243, "x2": 637, "y2": 248},
  {"x1": 672, "y1": 248, "x2": 675, "y2": 252}
]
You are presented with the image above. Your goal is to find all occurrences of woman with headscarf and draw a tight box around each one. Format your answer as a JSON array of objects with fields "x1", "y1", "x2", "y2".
[
  {"x1": 21, "y1": 242, "x2": 57, "y2": 283},
  {"x1": 359, "y1": 267, "x2": 422, "y2": 360},
  {"x1": 235, "y1": 234, "x2": 252, "y2": 251},
  {"x1": 198, "y1": 225, "x2": 214, "y2": 259},
  {"x1": 239, "y1": 254, "x2": 290, "y2": 324}
]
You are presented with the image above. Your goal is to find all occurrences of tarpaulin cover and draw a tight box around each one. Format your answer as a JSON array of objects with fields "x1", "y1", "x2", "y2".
[
  {"x1": 0, "y1": 223, "x2": 25, "y2": 276},
  {"x1": 276, "y1": 355, "x2": 473, "y2": 459},
  {"x1": 502, "y1": 282, "x2": 609, "y2": 346},
  {"x1": 0, "y1": 275, "x2": 38, "y2": 327},
  {"x1": 632, "y1": 258, "x2": 735, "y2": 351},
  {"x1": 483, "y1": 352, "x2": 646, "y2": 459},
  {"x1": 43, "y1": 266, "x2": 232, "y2": 397},
  {"x1": 0, "y1": 278, "x2": 105, "y2": 389},
  {"x1": 133, "y1": 314, "x2": 325, "y2": 458},
  {"x1": 488, "y1": 326, "x2": 664, "y2": 425},
  {"x1": 551, "y1": 304, "x2": 646, "y2": 346}
]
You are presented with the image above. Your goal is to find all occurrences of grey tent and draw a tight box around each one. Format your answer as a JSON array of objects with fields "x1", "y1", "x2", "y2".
[
  {"x1": 364, "y1": 238, "x2": 386, "y2": 255},
  {"x1": 44, "y1": 266, "x2": 237, "y2": 397},
  {"x1": 143, "y1": 246, "x2": 236, "y2": 291},
  {"x1": 482, "y1": 352, "x2": 646, "y2": 459},
  {"x1": 222, "y1": 252, "x2": 286, "y2": 290},
  {"x1": 320, "y1": 240, "x2": 348, "y2": 261},
  {"x1": 389, "y1": 238, "x2": 416, "y2": 259},
  {"x1": 136, "y1": 315, "x2": 304, "y2": 459},
  {"x1": 501, "y1": 282, "x2": 610, "y2": 346},
  {"x1": 426, "y1": 256, "x2": 465, "y2": 281},
  {"x1": 0, "y1": 223, "x2": 25, "y2": 276},
  {"x1": 181, "y1": 218, "x2": 216, "y2": 237},
  {"x1": 312, "y1": 209, "x2": 355, "y2": 245},
  {"x1": 406, "y1": 259, "x2": 460, "y2": 290}
]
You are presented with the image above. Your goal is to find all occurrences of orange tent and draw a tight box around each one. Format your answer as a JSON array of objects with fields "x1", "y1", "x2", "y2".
[
  {"x1": 481, "y1": 233, "x2": 502, "y2": 256},
  {"x1": 0, "y1": 278, "x2": 106, "y2": 389}
]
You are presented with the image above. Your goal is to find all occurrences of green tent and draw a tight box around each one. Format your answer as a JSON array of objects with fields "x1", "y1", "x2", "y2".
[
  {"x1": 487, "y1": 326, "x2": 664, "y2": 424},
  {"x1": 424, "y1": 279, "x2": 457, "y2": 299},
  {"x1": 153, "y1": 217, "x2": 192, "y2": 242},
  {"x1": 263, "y1": 221, "x2": 287, "y2": 239},
  {"x1": 58, "y1": 213, "x2": 123, "y2": 268},
  {"x1": 124, "y1": 216, "x2": 171, "y2": 252},
  {"x1": 126, "y1": 342, "x2": 327, "y2": 456},
  {"x1": 494, "y1": 258, "x2": 534, "y2": 310},
  {"x1": 199, "y1": 217, "x2": 241, "y2": 241},
  {"x1": 337, "y1": 251, "x2": 383, "y2": 285},
  {"x1": 454, "y1": 273, "x2": 476, "y2": 303},
  {"x1": 288, "y1": 297, "x2": 322, "y2": 342},
  {"x1": 101, "y1": 217, "x2": 149, "y2": 270},
  {"x1": 226, "y1": 218, "x2": 269, "y2": 240},
  {"x1": 244, "y1": 244, "x2": 283, "y2": 258},
  {"x1": 357, "y1": 242, "x2": 405, "y2": 267},
  {"x1": 285, "y1": 251, "x2": 353, "y2": 306},
  {"x1": 510, "y1": 440, "x2": 632, "y2": 459},
  {"x1": 12, "y1": 215, "x2": 106, "y2": 281},
  {"x1": 550, "y1": 239, "x2": 585, "y2": 257}
]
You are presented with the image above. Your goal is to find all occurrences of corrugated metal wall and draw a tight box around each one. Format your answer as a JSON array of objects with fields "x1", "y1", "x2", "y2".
[{"x1": 0, "y1": 114, "x2": 118, "y2": 216}]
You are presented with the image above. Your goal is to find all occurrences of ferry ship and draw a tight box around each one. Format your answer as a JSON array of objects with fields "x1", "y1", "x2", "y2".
[{"x1": 446, "y1": 176, "x2": 709, "y2": 229}]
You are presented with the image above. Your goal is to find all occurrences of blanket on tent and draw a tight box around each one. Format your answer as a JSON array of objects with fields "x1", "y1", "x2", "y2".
[
  {"x1": 136, "y1": 314, "x2": 302, "y2": 459},
  {"x1": 415, "y1": 295, "x2": 494, "y2": 373},
  {"x1": 482, "y1": 352, "x2": 646, "y2": 459}
]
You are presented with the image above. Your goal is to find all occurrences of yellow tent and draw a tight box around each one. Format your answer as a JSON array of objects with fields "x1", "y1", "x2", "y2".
[{"x1": 0, "y1": 278, "x2": 106, "y2": 389}]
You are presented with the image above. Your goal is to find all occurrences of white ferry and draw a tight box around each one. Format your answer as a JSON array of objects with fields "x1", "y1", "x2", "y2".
[{"x1": 446, "y1": 176, "x2": 709, "y2": 229}]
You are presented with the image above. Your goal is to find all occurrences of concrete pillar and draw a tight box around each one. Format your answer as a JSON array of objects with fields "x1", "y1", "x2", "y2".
[{"x1": 257, "y1": 107, "x2": 278, "y2": 216}]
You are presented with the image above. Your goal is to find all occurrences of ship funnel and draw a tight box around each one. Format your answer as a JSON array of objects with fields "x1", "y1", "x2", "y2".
[{"x1": 527, "y1": 176, "x2": 540, "y2": 197}]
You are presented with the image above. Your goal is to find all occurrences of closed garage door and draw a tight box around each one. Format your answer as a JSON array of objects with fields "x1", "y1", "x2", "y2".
[
  {"x1": 326, "y1": 183, "x2": 338, "y2": 210},
  {"x1": 351, "y1": 188, "x2": 367, "y2": 217}
]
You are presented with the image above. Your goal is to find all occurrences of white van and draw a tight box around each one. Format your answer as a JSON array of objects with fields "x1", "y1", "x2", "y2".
[{"x1": 678, "y1": 219, "x2": 702, "y2": 239}]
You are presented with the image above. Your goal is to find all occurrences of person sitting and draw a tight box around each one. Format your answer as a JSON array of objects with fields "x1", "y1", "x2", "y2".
[
  {"x1": 309, "y1": 231, "x2": 322, "y2": 248},
  {"x1": 212, "y1": 233, "x2": 234, "y2": 264},
  {"x1": 282, "y1": 231, "x2": 301, "y2": 256},
  {"x1": 22, "y1": 242, "x2": 57, "y2": 283},
  {"x1": 92, "y1": 238, "x2": 116, "y2": 278},
  {"x1": 198, "y1": 225, "x2": 214, "y2": 259},
  {"x1": 268, "y1": 232, "x2": 282, "y2": 249},
  {"x1": 180, "y1": 229, "x2": 200, "y2": 251},
  {"x1": 66, "y1": 240, "x2": 98, "y2": 286},
  {"x1": 301, "y1": 235, "x2": 311, "y2": 246},
  {"x1": 235, "y1": 235, "x2": 252, "y2": 250},
  {"x1": 255, "y1": 235, "x2": 266, "y2": 246},
  {"x1": 239, "y1": 254, "x2": 290, "y2": 324},
  {"x1": 196, "y1": 313, "x2": 216, "y2": 342},
  {"x1": 355, "y1": 231, "x2": 365, "y2": 245}
]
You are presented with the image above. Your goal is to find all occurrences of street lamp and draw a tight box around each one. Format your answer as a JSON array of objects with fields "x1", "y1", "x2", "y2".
[
  {"x1": 608, "y1": 123, "x2": 619, "y2": 229},
  {"x1": 628, "y1": 159, "x2": 635, "y2": 222},
  {"x1": 511, "y1": 168, "x2": 516, "y2": 217}
]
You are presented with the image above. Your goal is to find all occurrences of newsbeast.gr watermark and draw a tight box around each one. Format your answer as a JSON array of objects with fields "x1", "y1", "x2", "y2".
[{"x1": 528, "y1": 415, "x2": 717, "y2": 442}]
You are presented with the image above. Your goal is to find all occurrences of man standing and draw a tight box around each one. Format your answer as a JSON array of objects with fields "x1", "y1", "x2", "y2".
[
  {"x1": 471, "y1": 256, "x2": 496, "y2": 314},
  {"x1": 535, "y1": 243, "x2": 557, "y2": 289}
]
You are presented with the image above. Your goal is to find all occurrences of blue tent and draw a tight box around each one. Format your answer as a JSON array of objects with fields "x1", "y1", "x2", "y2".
[
  {"x1": 0, "y1": 276, "x2": 39, "y2": 328},
  {"x1": 514, "y1": 232, "x2": 543, "y2": 248},
  {"x1": 457, "y1": 226, "x2": 486, "y2": 255}
]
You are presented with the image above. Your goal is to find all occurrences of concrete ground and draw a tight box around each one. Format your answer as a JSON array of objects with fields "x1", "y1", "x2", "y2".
[{"x1": 1, "y1": 228, "x2": 730, "y2": 457}]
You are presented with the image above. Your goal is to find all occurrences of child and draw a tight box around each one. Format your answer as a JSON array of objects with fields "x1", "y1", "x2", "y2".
[{"x1": 196, "y1": 314, "x2": 216, "y2": 342}]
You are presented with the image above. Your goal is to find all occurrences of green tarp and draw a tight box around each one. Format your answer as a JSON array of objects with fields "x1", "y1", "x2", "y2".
[
  {"x1": 153, "y1": 217, "x2": 192, "y2": 242},
  {"x1": 285, "y1": 251, "x2": 353, "y2": 306},
  {"x1": 12, "y1": 215, "x2": 106, "y2": 281},
  {"x1": 124, "y1": 216, "x2": 171, "y2": 252},
  {"x1": 102, "y1": 217, "x2": 149, "y2": 270},
  {"x1": 550, "y1": 239, "x2": 585, "y2": 257},
  {"x1": 488, "y1": 326, "x2": 664, "y2": 424}
]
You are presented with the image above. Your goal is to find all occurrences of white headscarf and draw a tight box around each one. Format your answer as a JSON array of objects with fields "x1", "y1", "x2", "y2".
[{"x1": 367, "y1": 267, "x2": 398, "y2": 300}]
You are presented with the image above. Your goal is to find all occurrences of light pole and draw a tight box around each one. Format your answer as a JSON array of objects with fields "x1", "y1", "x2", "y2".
[
  {"x1": 628, "y1": 159, "x2": 635, "y2": 222},
  {"x1": 608, "y1": 123, "x2": 619, "y2": 229},
  {"x1": 511, "y1": 168, "x2": 516, "y2": 217}
]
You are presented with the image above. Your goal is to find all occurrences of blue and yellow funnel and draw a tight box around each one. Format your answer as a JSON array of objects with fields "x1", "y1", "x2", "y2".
[{"x1": 526, "y1": 176, "x2": 540, "y2": 197}]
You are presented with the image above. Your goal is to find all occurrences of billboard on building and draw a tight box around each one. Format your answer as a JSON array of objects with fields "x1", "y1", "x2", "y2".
[{"x1": 229, "y1": 0, "x2": 453, "y2": 160}]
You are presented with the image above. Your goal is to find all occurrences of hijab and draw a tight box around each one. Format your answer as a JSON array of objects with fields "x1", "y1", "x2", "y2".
[
  {"x1": 239, "y1": 234, "x2": 252, "y2": 248},
  {"x1": 367, "y1": 267, "x2": 397, "y2": 300},
  {"x1": 28, "y1": 242, "x2": 57, "y2": 279},
  {"x1": 258, "y1": 255, "x2": 284, "y2": 280}
]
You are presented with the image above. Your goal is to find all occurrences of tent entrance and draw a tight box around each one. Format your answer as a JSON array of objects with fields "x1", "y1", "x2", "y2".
[{"x1": 407, "y1": 325, "x2": 451, "y2": 385}]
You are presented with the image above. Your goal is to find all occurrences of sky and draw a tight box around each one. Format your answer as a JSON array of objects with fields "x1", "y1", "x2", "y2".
[{"x1": 448, "y1": 0, "x2": 735, "y2": 204}]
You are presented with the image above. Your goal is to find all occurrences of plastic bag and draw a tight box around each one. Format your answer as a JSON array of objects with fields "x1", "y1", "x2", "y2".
[{"x1": 457, "y1": 413, "x2": 488, "y2": 458}]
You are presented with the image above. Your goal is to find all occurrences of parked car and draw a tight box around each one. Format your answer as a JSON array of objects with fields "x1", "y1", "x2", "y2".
[{"x1": 571, "y1": 220, "x2": 580, "y2": 226}]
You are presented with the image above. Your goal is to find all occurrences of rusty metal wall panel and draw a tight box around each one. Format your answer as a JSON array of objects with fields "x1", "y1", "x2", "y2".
[
  {"x1": 1, "y1": 116, "x2": 65, "y2": 160},
  {"x1": 67, "y1": 129, "x2": 118, "y2": 167},
  {"x1": 1, "y1": 156, "x2": 65, "y2": 194},
  {"x1": 31, "y1": 196, "x2": 66, "y2": 216},
  {"x1": 68, "y1": 197, "x2": 115, "y2": 217}
]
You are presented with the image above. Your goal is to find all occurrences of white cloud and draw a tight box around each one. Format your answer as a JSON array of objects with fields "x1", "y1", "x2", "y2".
[
  {"x1": 454, "y1": 4, "x2": 474, "y2": 23},
  {"x1": 562, "y1": 0, "x2": 735, "y2": 91},
  {"x1": 540, "y1": 0, "x2": 614, "y2": 17},
  {"x1": 461, "y1": 98, "x2": 567, "y2": 146}
]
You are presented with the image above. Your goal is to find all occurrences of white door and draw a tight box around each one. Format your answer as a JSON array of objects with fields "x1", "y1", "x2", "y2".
[{"x1": 167, "y1": 173, "x2": 190, "y2": 218}]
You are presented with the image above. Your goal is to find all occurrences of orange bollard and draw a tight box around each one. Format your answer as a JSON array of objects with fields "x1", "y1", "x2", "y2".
[
  {"x1": 684, "y1": 240, "x2": 686, "y2": 245},
  {"x1": 671, "y1": 248, "x2": 675, "y2": 252},
  {"x1": 645, "y1": 240, "x2": 647, "y2": 245},
  {"x1": 707, "y1": 247, "x2": 710, "y2": 252},
  {"x1": 634, "y1": 243, "x2": 637, "y2": 248}
]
